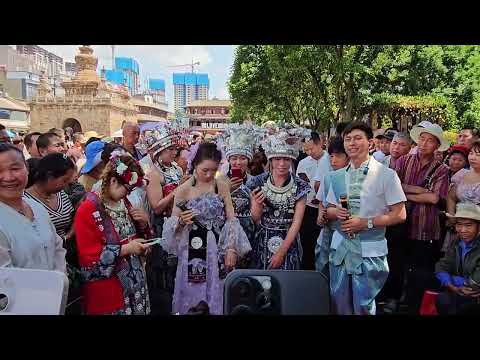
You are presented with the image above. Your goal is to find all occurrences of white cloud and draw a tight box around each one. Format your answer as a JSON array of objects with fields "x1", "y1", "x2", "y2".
[
  {"x1": 40, "y1": 45, "x2": 212, "y2": 76},
  {"x1": 38, "y1": 45, "x2": 229, "y2": 110}
]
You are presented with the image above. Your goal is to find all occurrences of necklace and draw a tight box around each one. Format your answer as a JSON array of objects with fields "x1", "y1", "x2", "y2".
[{"x1": 261, "y1": 174, "x2": 297, "y2": 215}]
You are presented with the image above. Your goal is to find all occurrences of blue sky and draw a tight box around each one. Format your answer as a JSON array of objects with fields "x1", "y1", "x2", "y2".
[{"x1": 37, "y1": 45, "x2": 236, "y2": 112}]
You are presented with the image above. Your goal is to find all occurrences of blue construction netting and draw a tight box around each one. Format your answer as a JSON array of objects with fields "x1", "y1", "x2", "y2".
[
  {"x1": 172, "y1": 72, "x2": 209, "y2": 86},
  {"x1": 149, "y1": 79, "x2": 165, "y2": 91},
  {"x1": 115, "y1": 57, "x2": 139, "y2": 74},
  {"x1": 105, "y1": 70, "x2": 126, "y2": 85}
]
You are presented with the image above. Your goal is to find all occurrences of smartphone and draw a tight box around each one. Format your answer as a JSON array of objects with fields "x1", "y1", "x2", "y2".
[
  {"x1": 142, "y1": 238, "x2": 162, "y2": 245},
  {"x1": 176, "y1": 200, "x2": 189, "y2": 212},
  {"x1": 231, "y1": 168, "x2": 243, "y2": 179},
  {"x1": 298, "y1": 173, "x2": 309, "y2": 183}
]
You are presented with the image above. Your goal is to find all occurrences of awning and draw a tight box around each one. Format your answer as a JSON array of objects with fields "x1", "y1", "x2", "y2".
[{"x1": 0, "y1": 97, "x2": 30, "y2": 112}]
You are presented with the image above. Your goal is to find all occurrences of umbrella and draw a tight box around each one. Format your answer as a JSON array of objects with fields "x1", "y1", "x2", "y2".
[
  {"x1": 139, "y1": 121, "x2": 168, "y2": 132},
  {"x1": 6, "y1": 129, "x2": 16, "y2": 138}
]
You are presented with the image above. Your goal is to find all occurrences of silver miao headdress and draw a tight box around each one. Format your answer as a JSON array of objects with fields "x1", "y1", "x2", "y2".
[
  {"x1": 143, "y1": 124, "x2": 179, "y2": 158},
  {"x1": 262, "y1": 124, "x2": 311, "y2": 160},
  {"x1": 217, "y1": 123, "x2": 262, "y2": 160}
]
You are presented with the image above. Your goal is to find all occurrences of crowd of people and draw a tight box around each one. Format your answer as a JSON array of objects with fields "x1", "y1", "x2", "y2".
[{"x1": 0, "y1": 118, "x2": 479, "y2": 315}]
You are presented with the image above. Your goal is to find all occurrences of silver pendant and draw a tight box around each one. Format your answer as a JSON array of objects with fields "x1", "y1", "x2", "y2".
[
  {"x1": 267, "y1": 236, "x2": 283, "y2": 254},
  {"x1": 191, "y1": 237, "x2": 203, "y2": 249}
]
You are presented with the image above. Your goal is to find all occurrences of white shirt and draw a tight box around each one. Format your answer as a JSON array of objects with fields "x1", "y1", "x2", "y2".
[
  {"x1": 372, "y1": 150, "x2": 386, "y2": 162},
  {"x1": 297, "y1": 153, "x2": 331, "y2": 208},
  {"x1": 0, "y1": 198, "x2": 66, "y2": 272},
  {"x1": 382, "y1": 155, "x2": 392, "y2": 168},
  {"x1": 326, "y1": 157, "x2": 406, "y2": 257}
]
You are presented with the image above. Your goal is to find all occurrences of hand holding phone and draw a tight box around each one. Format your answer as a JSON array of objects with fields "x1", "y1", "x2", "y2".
[
  {"x1": 231, "y1": 168, "x2": 243, "y2": 179},
  {"x1": 252, "y1": 187, "x2": 266, "y2": 206}
]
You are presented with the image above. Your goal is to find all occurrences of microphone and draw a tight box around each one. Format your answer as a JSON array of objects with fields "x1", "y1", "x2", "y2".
[{"x1": 339, "y1": 194, "x2": 354, "y2": 239}]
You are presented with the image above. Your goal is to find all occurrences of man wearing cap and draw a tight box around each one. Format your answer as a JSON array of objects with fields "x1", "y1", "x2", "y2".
[
  {"x1": 78, "y1": 141, "x2": 106, "y2": 192},
  {"x1": 434, "y1": 203, "x2": 480, "y2": 314},
  {"x1": 394, "y1": 121, "x2": 450, "y2": 313},
  {"x1": 373, "y1": 128, "x2": 397, "y2": 162}
]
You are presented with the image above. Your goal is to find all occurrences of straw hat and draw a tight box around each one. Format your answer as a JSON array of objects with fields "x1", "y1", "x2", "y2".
[
  {"x1": 409, "y1": 121, "x2": 449, "y2": 152},
  {"x1": 446, "y1": 203, "x2": 480, "y2": 222},
  {"x1": 83, "y1": 131, "x2": 104, "y2": 142}
]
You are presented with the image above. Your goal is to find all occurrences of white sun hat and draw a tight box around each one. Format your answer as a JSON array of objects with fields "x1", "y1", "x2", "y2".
[{"x1": 410, "y1": 121, "x2": 450, "y2": 152}]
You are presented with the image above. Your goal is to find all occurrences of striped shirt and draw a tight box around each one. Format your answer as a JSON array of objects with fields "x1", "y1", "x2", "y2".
[
  {"x1": 394, "y1": 153, "x2": 449, "y2": 242},
  {"x1": 24, "y1": 190, "x2": 74, "y2": 238}
]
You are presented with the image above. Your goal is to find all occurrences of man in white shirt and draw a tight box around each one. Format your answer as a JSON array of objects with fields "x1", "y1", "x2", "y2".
[
  {"x1": 296, "y1": 132, "x2": 330, "y2": 270},
  {"x1": 324, "y1": 122, "x2": 407, "y2": 315}
]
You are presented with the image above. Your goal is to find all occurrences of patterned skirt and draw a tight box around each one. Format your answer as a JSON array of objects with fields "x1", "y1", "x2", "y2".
[{"x1": 252, "y1": 224, "x2": 301, "y2": 270}]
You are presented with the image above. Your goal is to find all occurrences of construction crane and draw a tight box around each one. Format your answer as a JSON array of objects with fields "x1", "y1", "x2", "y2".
[
  {"x1": 168, "y1": 60, "x2": 200, "y2": 73},
  {"x1": 111, "y1": 45, "x2": 116, "y2": 70}
]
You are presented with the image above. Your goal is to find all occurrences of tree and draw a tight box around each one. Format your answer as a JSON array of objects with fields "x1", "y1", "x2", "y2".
[{"x1": 228, "y1": 45, "x2": 480, "y2": 131}]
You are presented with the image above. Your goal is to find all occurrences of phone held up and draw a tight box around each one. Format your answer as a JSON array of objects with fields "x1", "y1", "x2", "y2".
[{"x1": 230, "y1": 168, "x2": 243, "y2": 179}]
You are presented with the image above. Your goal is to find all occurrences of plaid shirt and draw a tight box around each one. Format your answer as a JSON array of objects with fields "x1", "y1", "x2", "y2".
[{"x1": 394, "y1": 153, "x2": 449, "y2": 242}]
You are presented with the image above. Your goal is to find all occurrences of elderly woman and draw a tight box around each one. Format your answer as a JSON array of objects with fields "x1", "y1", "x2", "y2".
[
  {"x1": 247, "y1": 127, "x2": 311, "y2": 270},
  {"x1": 0, "y1": 143, "x2": 67, "y2": 311}
]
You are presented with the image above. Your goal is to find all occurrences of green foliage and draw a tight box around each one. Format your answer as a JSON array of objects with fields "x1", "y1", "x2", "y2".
[
  {"x1": 228, "y1": 45, "x2": 480, "y2": 131},
  {"x1": 443, "y1": 130, "x2": 458, "y2": 145}
]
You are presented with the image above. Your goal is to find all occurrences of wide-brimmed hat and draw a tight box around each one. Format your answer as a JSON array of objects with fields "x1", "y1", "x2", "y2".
[
  {"x1": 410, "y1": 121, "x2": 450, "y2": 152},
  {"x1": 84, "y1": 131, "x2": 104, "y2": 142},
  {"x1": 81, "y1": 140, "x2": 105, "y2": 174},
  {"x1": 446, "y1": 203, "x2": 480, "y2": 222}
]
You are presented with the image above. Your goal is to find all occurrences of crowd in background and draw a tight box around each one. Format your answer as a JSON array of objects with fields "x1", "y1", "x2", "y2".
[{"x1": 0, "y1": 119, "x2": 480, "y2": 315}]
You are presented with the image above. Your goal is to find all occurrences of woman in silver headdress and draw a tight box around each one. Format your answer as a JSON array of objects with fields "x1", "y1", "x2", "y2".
[
  {"x1": 217, "y1": 124, "x2": 260, "y2": 266},
  {"x1": 247, "y1": 127, "x2": 311, "y2": 270},
  {"x1": 140, "y1": 125, "x2": 189, "y2": 233},
  {"x1": 139, "y1": 124, "x2": 189, "y2": 315}
]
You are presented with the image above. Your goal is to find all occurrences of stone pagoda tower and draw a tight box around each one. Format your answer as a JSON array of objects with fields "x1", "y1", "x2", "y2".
[{"x1": 29, "y1": 45, "x2": 138, "y2": 135}]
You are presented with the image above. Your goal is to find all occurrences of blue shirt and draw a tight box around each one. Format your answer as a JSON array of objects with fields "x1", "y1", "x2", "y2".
[{"x1": 436, "y1": 240, "x2": 474, "y2": 287}]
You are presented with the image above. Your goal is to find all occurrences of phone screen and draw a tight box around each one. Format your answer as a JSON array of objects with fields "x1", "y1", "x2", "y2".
[{"x1": 231, "y1": 168, "x2": 243, "y2": 179}]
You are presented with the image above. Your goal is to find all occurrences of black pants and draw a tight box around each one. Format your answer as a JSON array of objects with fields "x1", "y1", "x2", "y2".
[
  {"x1": 145, "y1": 245, "x2": 177, "y2": 315},
  {"x1": 436, "y1": 291, "x2": 478, "y2": 315},
  {"x1": 300, "y1": 206, "x2": 321, "y2": 271},
  {"x1": 378, "y1": 224, "x2": 407, "y2": 301},
  {"x1": 405, "y1": 239, "x2": 442, "y2": 314},
  {"x1": 145, "y1": 216, "x2": 177, "y2": 315}
]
